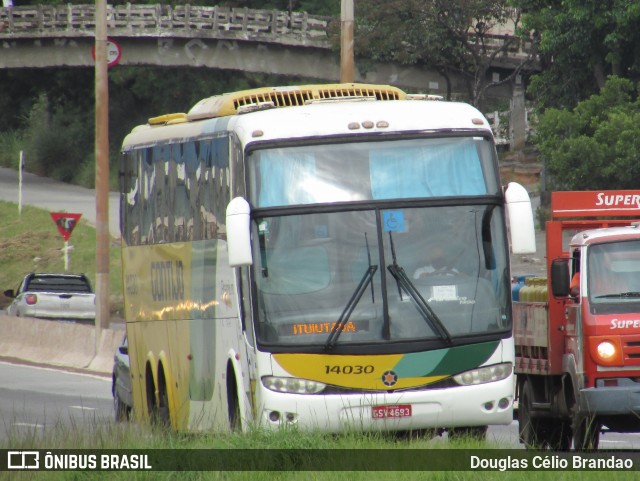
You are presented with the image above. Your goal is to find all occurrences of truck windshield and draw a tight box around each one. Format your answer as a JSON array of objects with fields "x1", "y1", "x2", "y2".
[
  {"x1": 251, "y1": 205, "x2": 510, "y2": 350},
  {"x1": 588, "y1": 239, "x2": 640, "y2": 312}
]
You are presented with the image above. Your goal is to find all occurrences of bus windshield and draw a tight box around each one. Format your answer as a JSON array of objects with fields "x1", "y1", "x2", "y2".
[
  {"x1": 251, "y1": 204, "x2": 510, "y2": 349},
  {"x1": 248, "y1": 137, "x2": 500, "y2": 207}
]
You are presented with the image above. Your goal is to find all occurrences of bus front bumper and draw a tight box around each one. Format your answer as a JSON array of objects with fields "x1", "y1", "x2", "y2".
[{"x1": 258, "y1": 375, "x2": 514, "y2": 432}]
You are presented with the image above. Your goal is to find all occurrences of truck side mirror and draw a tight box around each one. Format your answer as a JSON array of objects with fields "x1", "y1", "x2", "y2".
[
  {"x1": 550, "y1": 258, "x2": 570, "y2": 297},
  {"x1": 226, "y1": 196, "x2": 253, "y2": 267}
]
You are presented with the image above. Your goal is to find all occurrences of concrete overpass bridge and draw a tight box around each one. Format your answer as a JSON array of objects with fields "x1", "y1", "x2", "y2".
[{"x1": 0, "y1": 4, "x2": 533, "y2": 145}]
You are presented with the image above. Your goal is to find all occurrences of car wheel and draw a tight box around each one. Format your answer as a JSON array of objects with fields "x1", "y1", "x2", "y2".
[{"x1": 114, "y1": 391, "x2": 130, "y2": 422}]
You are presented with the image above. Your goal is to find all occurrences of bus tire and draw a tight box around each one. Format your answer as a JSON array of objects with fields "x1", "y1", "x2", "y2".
[
  {"x1": 156, "y1": 367, "x2": 171, "y2": 428},
  {"x1": 226, "y1": 363, "x2": 241, "y2": 432},
  {"x1": 448, "y1": 426, "x2": 487, "y2": 441},
  {"x1": 145, "y1": 364, "x2": 156, "y2": 422}
]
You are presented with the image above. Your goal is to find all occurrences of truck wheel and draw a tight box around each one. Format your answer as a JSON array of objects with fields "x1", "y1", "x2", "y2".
[
  {"x1": 545, "y1": 420, "x2": 572, "y2": 450},
  {"x1": 518, "y1": 379, "x2": 543, "y2": 448},
  {"x1": 573, "y1": 415, "x2": 600, "y2": 450}
]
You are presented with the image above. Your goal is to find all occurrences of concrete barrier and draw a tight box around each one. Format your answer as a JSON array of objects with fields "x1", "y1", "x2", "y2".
[{"x1": 0, "y1": 312, "x2": 124, "y2": 376}]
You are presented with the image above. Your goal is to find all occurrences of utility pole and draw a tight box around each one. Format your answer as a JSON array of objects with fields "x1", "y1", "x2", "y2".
[
  {"x1": 340, "y1": 0, "x2": 355, "y2": 83},
  {"x1": 94, "y1": 0, "x2": 110, "y2": 342}
]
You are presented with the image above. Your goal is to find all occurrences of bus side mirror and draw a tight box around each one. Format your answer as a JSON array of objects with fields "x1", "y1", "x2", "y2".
[
  {"x1": 226, "y1": 197, "x2": 253, "y2": 267},
  {"x1": 505, "y1": 182, "x2": 536, "y2": 254},
  {"x1": 550, "y1": 258, "x2": 570, "y2": 297}
]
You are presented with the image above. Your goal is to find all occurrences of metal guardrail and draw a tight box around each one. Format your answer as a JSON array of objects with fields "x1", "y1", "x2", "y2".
[{"x1": 0, "y1": 4, "x2": 330, "y2": 43}]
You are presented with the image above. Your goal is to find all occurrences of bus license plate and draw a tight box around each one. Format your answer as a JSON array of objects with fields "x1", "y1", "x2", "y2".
[{"x1": 372, "y1": 404, "x2": 412, "y2": 419}]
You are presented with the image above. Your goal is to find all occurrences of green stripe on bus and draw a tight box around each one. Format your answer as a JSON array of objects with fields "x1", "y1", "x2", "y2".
[{"x1": 393, "y1": 341, "x2": 500, "y2": 378}]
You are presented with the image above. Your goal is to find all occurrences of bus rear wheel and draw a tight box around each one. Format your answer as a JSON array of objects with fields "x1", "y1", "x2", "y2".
[
  {"x1": 155, "y1": 368, "x2": 171, "y2": 428},
  {"x1": 227, "y1": 364, "x2": 241, "y2": 432}
]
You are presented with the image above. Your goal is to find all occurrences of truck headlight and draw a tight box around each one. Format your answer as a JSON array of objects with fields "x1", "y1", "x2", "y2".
[
  {"x1": 262, "y1": 376, "x2": 326, "y2": 394},
  {"x1": 590, "y1": 336, "x2": 623, "y2": 366},
  {"x1": 453, "y1": 362, "x2": 512, "y2": 386},
  {"x1": 597, "y1": 341, "x2": 616, "y2": 360}
]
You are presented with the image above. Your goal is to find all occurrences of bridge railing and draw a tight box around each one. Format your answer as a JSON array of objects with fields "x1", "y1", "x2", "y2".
[{"x1": 0, "y1": 4, "x2": 330, "y2": 43}]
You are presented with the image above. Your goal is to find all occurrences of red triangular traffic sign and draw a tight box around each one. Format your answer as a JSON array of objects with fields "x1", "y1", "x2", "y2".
[{"x1": 50, "y1": 212, "x2": 82, "y2": 241}]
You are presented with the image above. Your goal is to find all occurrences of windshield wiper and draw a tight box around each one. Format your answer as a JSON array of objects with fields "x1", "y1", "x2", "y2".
[
  {"x1": 595, "y1": 292, "x2": 640, "y2": 299},
  {"x1": 386, "y1": 232, "x2": 452, "y2": 344},
  {"x1": 324, "y1": 234, "x2": 378, "y2": 350}
]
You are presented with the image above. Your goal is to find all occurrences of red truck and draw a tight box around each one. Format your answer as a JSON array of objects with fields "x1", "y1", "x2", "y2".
[{"x1": 515, "y1": 190, "x2": 640, "y2": 450}]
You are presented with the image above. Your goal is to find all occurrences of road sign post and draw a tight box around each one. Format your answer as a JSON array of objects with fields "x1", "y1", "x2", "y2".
[
  {"x1": 18, "y1": 150, "x2": 24, "y2": 217},
  {"x1": 50, "y1": 212, "x2": 82, "y2": 271}
]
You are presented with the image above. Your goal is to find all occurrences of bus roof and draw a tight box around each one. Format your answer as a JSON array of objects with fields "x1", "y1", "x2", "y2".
[{"x1": 122, "y1": 84, "x2": 491, "y2": 150}]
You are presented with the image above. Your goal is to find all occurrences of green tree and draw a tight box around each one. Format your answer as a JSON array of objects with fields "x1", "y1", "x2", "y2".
[
  {"x1": 352, "y1": 0, "x2": 534, "y2": 108},
  {"x1": 518, "y1": 0, "x2": 640, "y2": 110},
  {"x1": 536, "y1": 76, "x2": 640, "y2": 190}
]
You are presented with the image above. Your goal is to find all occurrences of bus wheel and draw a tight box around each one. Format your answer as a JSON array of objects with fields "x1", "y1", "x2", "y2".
[
  {"x1": 145, "y1": 365, "x2": 156, "y2": 422},
  {"x1": 226, "y1": 364, "x2": 241, "y2": 432},
  {"x1": 448, "y1": 426, "x2": 487, "y2": 442},
  {"x1": 518, "y1": 379, "x2": 543, "y2": 448},
  {"x1": 156, "y1": 369, "x2": 171, "y2": 428},
  {"x1": 573, "y1": 415, "x2": 600, "y2": 450}
]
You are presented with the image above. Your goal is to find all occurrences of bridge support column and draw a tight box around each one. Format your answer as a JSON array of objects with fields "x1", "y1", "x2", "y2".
[{"x1": 510, "y1": 78, "x2": 526, "y2": 151}]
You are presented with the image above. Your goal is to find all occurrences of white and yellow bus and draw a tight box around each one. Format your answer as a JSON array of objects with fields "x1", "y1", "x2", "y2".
[{"x1": 119, "y1": 83, "x2": 535, "y2": 436}]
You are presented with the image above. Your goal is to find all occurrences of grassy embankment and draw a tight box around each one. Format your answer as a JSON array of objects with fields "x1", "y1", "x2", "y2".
[
  {"x1": 2, "y1": 422, "x2": 633, "y2": 481},
  {"x1": 0, "y1": 200, "x2": 123, "y2": 316}
]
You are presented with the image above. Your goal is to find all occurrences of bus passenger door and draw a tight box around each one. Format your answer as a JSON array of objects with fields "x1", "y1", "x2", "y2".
[{"x1": 238, "y1": 266, "x2": 258, "y2": 423}]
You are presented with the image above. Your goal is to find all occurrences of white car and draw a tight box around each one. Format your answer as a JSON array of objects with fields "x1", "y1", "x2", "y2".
[
  {"x1": 4, "y1": 273, "x2": 96, "y2": 321},
  {"x1": 112, "y1": 334, "x2": 132, "y2": 421}
]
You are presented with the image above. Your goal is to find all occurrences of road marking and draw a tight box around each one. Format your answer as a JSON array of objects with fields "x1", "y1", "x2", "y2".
[
  {"x1": 69, "y1": 406, "x2": 96, "y2": 411},
  {"x1": 13, "y1": 422, "x2": 44, "y2": 428}
]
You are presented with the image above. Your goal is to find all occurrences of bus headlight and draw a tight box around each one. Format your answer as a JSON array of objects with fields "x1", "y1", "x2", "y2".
[
  {"x1": 262, "y1": 376, "x2": 326, "y2": 394},
  {"x1": 589, "y1": 336, "x2": 623, "y2": 366},
  {"x1": 453, "y1": 363, "x2": 512, "y2": 386}
]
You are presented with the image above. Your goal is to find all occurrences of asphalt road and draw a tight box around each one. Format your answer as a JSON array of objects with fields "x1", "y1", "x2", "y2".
[
  {"x1": 0, "y1": 361, "x2": 113, "y2": 444},
  {"x1": 0, "y1": 166, "x2": 120, "y2": 238}
]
